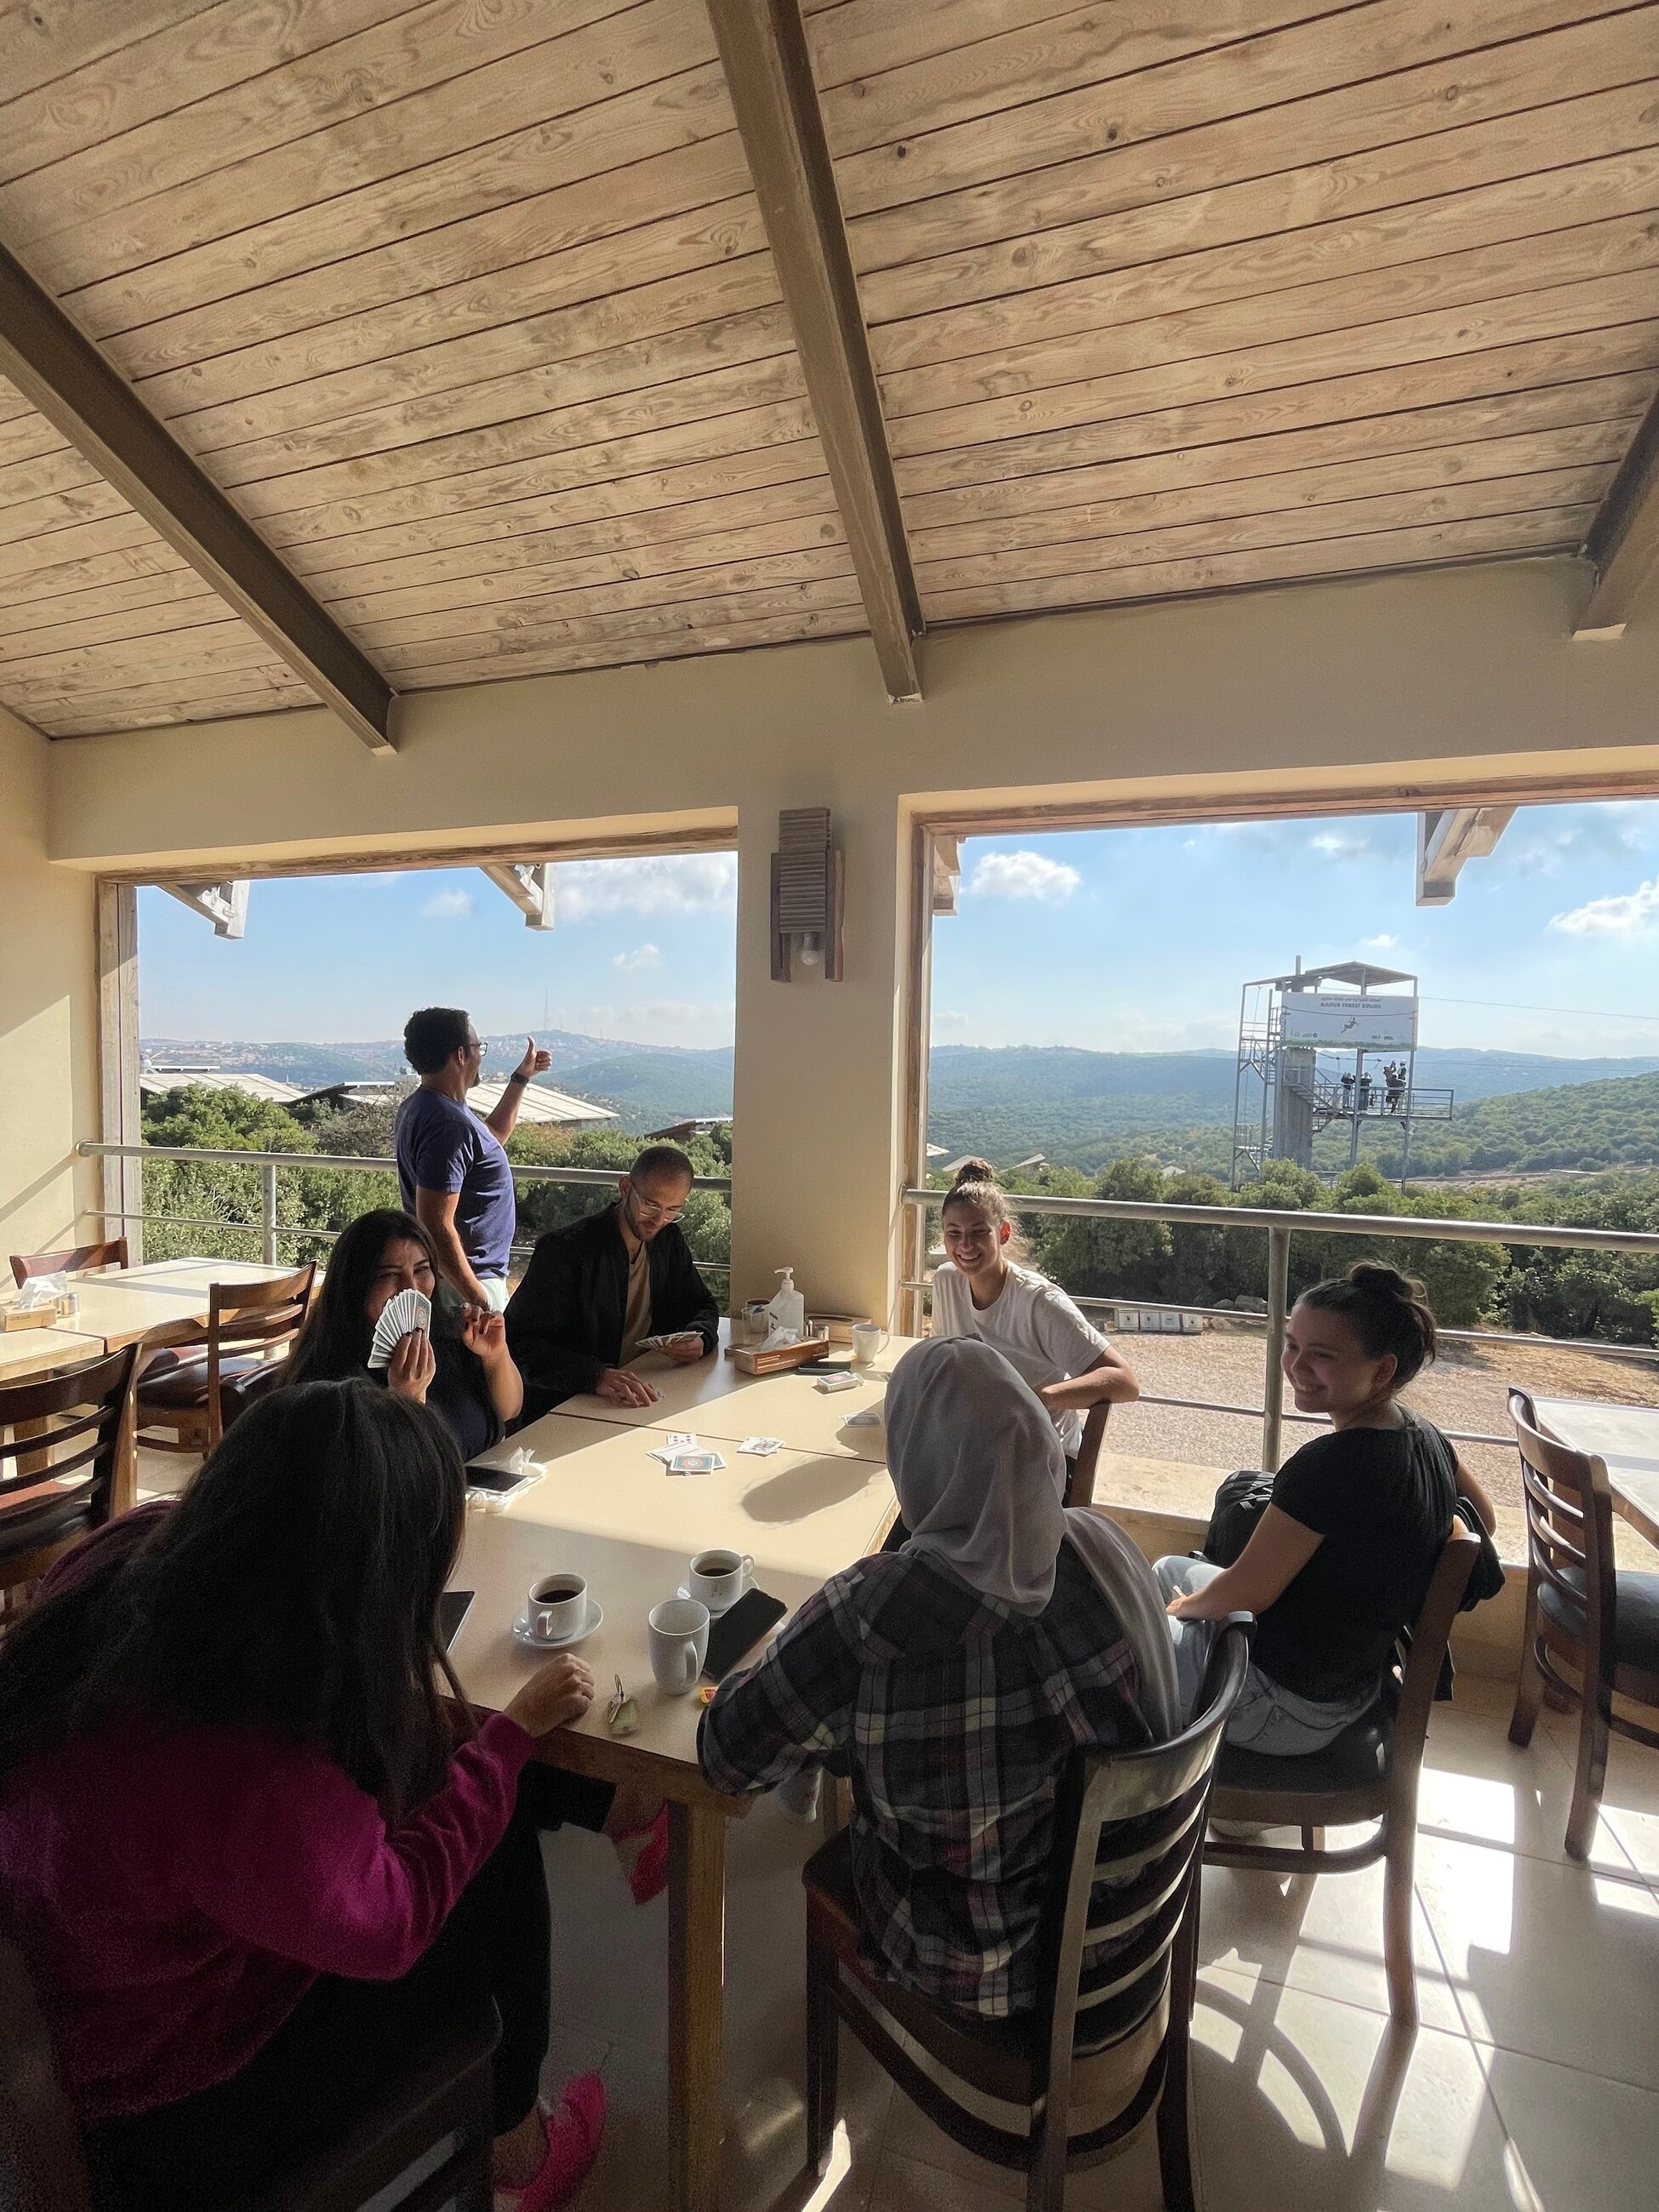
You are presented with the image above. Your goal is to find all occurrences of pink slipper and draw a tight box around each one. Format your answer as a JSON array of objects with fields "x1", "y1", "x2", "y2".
[
  {"x1": 499, "y1": 2072, "x2": 607, "y2": 2212},
  {"x1": 614, "y1": 1804, "x2": 670, "y2": 1907}
]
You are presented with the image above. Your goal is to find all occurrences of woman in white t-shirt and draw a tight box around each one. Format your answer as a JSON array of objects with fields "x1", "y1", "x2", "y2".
[{"x1": 932, "y1": 1160, "x2": 1140, "y2": 1470}]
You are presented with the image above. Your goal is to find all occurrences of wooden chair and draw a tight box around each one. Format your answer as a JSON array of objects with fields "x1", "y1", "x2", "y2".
[
  {"x1": 9, "y1": 1240, "x2": 128, "y2": 1287},
  {"x1": 803, "y1": 1618, "x2": 1252, "y2": 2212},
  {"x1": 1063, "y1": 1401, "x2": 1110, "y2": 1508},
  {"x1": 134, "y1": 1264, "x2": 315, "y2": 1456},
  {"x1": 0, "y1": 1936, "x2": 498, "y2": 2212},
  {"x1": 1204, "y1": 1525, "x2": 1479, "y2": 2025},
  {"x1": 1507, "y1": 1388, "x2": 1659, "y2": 1861},
  {"x1": 0, "y1": 1348, "x2": 138, "y2": 1605}
]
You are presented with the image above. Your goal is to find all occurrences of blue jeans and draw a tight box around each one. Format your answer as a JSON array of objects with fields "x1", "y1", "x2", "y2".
[{"x1": 1155, "y1": 1557, "x2": 1374, "y2": 1754}]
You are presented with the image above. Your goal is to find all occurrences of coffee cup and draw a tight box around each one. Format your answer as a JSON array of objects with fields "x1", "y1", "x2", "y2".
[
  {"x1": 527, "y1": 1573, "x2": 586, "y2": 1644},
  {"x1": 689, "y1": 1548, "x2": 752, "y2": 1613},
  {"x1": 649, "y1": 1598, "x2": 710, "y2": 1694},
  {"x1": 851, "y1": 1321, "x2": 888, "y2": 1367}
]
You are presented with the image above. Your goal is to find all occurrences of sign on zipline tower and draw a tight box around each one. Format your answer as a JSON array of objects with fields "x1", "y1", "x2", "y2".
[{"x1": 1229, "y1": 960, "x2": 1452, "y2": 1189}]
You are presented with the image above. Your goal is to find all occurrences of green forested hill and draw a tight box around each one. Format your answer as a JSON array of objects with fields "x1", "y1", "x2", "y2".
[{"x1": 1369, "y1": 1069, "x2": 1659, "y2": 1177}]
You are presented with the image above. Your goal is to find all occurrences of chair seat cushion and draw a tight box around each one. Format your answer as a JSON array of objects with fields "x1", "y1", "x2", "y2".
[
  {"x1": 135, "y1": 1354, "x2": 269, "y2": 1411},
  {"x1": 1539, "y1": 1565, "x2": 1659, "y2": 1674},
  {"x1": 1216, "y1": 1707, "x2": 1393, "y2": 1800}
]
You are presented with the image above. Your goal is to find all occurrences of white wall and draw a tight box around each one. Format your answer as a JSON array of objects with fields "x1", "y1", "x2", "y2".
[
  {"x1": 40, "y1": 558, "x2": 1659, "y2": 1320},
  {"x1": 0, "y1": 706, "x2": 99, "y2": 1262}
]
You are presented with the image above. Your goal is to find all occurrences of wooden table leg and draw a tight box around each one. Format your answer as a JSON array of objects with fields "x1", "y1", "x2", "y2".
[{"x1": 668, "y1": 1799, "x2": 727, "y2": 2212}]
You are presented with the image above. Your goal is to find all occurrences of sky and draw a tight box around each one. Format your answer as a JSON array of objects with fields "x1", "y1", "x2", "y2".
[
  {"x1": 930, "y1": 799, "x2": 1659, "y2": 1059},
  {"x1": 138, "y1": 799, "x2": 1659, "y2": 1058},
  {"x1": 138, "y1": 852, "x2": 741, "y2": 1048}
]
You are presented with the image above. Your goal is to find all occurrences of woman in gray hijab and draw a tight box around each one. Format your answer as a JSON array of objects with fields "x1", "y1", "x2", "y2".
[{"x1": 698, "y1": 1338, "x2": 1175, "y2": 2019}]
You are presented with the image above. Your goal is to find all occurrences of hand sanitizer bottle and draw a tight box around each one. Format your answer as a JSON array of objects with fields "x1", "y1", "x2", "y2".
[{"x1": 767, "y1": 1267, "x2": 805, "y2": 1343}]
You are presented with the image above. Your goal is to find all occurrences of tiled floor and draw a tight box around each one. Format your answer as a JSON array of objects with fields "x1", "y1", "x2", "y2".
[{"x1": 540, "y1": 1673, "x2": 1659, "y2": 2212}]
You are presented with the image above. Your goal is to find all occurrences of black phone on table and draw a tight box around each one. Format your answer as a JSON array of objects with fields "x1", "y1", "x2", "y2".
[
  {"x1": 702, "y1": 1588, "x2": 787, "y2": 1682},
  {"x1": 437, "y1": 1589, "x2": 474, "y2": 1652}
]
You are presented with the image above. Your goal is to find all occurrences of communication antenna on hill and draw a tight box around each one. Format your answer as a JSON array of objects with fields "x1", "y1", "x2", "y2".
[{"x1": 1229, "y1": 959, "x2": 1454, "y2": 1190}]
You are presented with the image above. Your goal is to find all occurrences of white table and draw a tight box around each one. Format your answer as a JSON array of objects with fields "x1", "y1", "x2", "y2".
[
  {"x1": 1533, "y1": 1397, "x2": 1659, "y2": 1549},
  {"x1": 453, "y1": 1411, "x2": 894, "y2": 2212},
  {"x1": 555, "y1": 1322, "x2": 918, "y2": 1464},
  {"x1": 470, "y1": 1412, "x2": 895, "y2": 1582}
]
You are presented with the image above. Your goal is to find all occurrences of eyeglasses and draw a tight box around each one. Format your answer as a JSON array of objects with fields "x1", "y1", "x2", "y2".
[{"x1": 630, "y1": 1194, "x2": 686, "y2": 1224}]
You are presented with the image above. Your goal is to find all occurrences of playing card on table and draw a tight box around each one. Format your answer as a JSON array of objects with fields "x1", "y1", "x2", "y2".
[
  {"x1": 738, "y1": 1436, "x2": 782, "y2": 1457},
  {"x1": 368, "y1": 1287, "x2": 431, "y2": 1370},
  {"x1": 667, "y1": 1449, "x2": 722, "y2": 1475}
]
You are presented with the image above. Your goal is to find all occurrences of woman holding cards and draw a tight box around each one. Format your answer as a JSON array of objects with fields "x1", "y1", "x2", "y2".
[{"x1": 286, "y1": 1209, "x2": 522, "y2": 1458}]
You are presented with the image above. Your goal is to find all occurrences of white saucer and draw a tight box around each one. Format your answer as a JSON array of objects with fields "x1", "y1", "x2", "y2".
[
  {"x1": 513, "y1": 1598, "x2": 603, "y2": 1650},
  {"x1": 676, "y1": 1569, "x2": 753, "y2": 1616}
]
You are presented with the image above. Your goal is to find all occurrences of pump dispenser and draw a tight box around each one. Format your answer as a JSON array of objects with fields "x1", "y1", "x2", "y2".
[{"x1": 767, "y1": 1267, "x2": 806, "y2": 1342}]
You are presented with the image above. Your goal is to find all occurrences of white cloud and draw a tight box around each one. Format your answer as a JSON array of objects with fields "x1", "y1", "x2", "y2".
[
  {"x1": 1548, "y1": 877, "x2": 1659, "y2": 937},
  {"x1": 968, "y1": 850, "x2": 1081, "y2": 903},
  {"x1": 421, "y1": 887, "x2": 474, "y2": 920},
  {"x1": 613, "y1": 943, "x2": 660, "y2": 972},
  {"x1": 555, "y1": 852, "x2": 737, "y2": 921},
  {"x1": 1308, "y1": 832, "x2": 1371, "y2": 860},
  {"x1": 1361, "y1": 932, "x2": 1400, "y2": 949},
  {"x1": 932, "y1": 1009, "x2": 972, "y2": 1035}
]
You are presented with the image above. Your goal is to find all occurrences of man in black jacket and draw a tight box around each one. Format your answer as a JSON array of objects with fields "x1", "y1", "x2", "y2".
[{"x1": 506, "y1": 1143, "x2": 720, "y2": 1420}]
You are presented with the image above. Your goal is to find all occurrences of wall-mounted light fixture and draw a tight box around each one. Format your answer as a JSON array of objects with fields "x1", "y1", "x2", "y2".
[{"x1": 771, "y1": 807, "x2": 844, "y2": 981}]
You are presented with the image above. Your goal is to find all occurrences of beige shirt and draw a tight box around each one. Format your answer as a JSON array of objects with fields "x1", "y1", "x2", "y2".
[{"x1": 619, "y1": 1235, "x2": 653, "y2": 1365}]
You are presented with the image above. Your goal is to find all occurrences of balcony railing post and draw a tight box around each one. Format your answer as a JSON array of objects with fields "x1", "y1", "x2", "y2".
[
  {"x1": 261, "y1": 1163, "x2": 279, "y2": 1267},
  {"x1": 1262, "y1": 1225, "x2": 1291, "y2": 1472}
]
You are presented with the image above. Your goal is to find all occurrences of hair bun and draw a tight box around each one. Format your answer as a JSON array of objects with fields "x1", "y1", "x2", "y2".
[
  {"x1": 1347, "y1": 1261, "x2": 1419, "y2": 1300},
  {"x1": 950, "y1": 1156, "x2": 999, "y2": 1189}
]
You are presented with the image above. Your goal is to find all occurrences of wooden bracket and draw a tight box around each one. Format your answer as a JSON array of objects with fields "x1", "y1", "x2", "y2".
[
  {"x1": 480, "y1": 861, "x2": 555, "y2": 930},
  {"x1": 158, "y1": 881, "x2": 249, "y2": 938}
]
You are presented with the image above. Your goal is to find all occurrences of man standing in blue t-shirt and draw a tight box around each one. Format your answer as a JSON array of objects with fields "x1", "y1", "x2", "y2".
[{"x1": 393, "y1": 1007, "x2": 550, "y2": 1311}]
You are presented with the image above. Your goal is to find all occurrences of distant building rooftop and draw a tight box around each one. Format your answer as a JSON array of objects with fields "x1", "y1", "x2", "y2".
[
  {"x1": 140, "y1": 1067, "x2": 307, "y2": 1105},
  {"x1": 646, "y1": 1117, "x2": 727, "y2": 1141},
  {"x1": 467, "y1": 1079, "x2": 616, "y2": 1126}
]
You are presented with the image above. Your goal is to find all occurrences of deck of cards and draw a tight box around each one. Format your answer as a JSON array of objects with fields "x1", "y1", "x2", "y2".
[
  {"x1": 368, "y1": 1288, "x2": 432, "y2": 1370},
  {"x1": 647, "y1": 1433, "x2": 726, "y2": 1476},
  {"x1": 739, "y1": 1436, "x2": 782, "y2": 1457}
]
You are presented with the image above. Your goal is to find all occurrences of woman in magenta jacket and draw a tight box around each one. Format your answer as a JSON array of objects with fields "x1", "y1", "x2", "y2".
[{"x1": 0, "y1": 1380, "x2": 603, "y2": 2211}]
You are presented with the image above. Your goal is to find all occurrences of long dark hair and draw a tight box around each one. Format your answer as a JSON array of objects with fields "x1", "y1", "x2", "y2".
[
  {"x1": 286, "y1": 1208, "x2": 454, "y2": 1387},
  {"x1": 1298, "y1": 1262, "x2": 1439, "y2": 1388},
  {"x1": 0, "y1": 1382, "x2": 469, "y2": 1817}
]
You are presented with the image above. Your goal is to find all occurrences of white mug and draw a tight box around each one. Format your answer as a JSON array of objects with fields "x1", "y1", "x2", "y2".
[
  {"x1": 527, "y1": 1573, "x2": 586, "y2": 1643},
  {"x1": 689, "y1": 1548, "x2": 753, "y2": 1614},
  {"x1": 850, "y1": 1321, "x2": 888, "y2": 1367},
  {"x1": 648, "y1": 1598, "x2": 710, "y2": 1694}
]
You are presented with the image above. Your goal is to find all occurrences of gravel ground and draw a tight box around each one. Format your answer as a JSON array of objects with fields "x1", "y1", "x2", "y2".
[{"x1": 1104, "y1": 1323, "x2": 1659, "y2": 1514}]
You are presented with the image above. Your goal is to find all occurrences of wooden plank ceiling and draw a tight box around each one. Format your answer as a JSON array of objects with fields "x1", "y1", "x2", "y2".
[
  {"x1": 809, "y1": 0, "x2": 1659, "y2": 627},
  {"x1": 0, "y1": 0, "x2": 1654, "y2": 738}
]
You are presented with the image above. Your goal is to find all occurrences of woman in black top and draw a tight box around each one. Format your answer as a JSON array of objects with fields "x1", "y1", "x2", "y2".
[
  {"x1": 285, "y1": 1210, "x2": 522, "y2": 1459},
  {"x1": 1158, "y1": 1263, "x2": 1497, "y2": 1753}
]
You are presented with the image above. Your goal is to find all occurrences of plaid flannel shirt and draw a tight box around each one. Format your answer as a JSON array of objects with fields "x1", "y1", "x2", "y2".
[{"x1": 699, "y1": 1543, "x2": 1149, "y2": 2018}]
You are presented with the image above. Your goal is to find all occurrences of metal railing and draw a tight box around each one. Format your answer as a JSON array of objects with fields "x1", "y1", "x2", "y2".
[
  {"x1": 904, "y1": 1186, "x2": 1659, "y2": 1468},
  {"x1": 77, "y1": 1142, "x2": 733, "y2": 1279}
]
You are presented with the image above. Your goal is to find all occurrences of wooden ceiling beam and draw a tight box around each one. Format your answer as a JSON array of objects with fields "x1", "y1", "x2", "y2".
[
  {"x1": 1575, "y1": 394, "x2": 1659, "y2": 640},
  {"x1": 706, "y1": 0, "x2": 922, "y2": 702},
  {"x1": 0, "y1": 242, "x2": 397, "y2": 754}
]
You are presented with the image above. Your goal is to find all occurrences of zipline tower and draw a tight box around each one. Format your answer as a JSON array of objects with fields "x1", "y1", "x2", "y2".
[{"x1": 1229, "y1": 959, "x2": 1452, "y2": 1190}]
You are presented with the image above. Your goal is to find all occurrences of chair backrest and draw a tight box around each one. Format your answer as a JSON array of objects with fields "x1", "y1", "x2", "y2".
[
  {"x1": 9, "y1": 1240, "x2": 128, "y2": 1288},
  {"x1": 0, "y1": 1941, "x2": 94, "y2": 2211},
  {"x1": 0, "y1": 1348, "x2": 139, "y2": 1565},
  {"x1": 1509, "y1": 1388, "x2": 1615, "y2": 1662},
  {"x1": 1036, "y1": 1616, "x2": 1252, "y2": 2112},
  {"x1": 1064, "y1": 1400, "x2": 1111, "y2": 1508},
  {"x1": 204, "y1": 1265, "x2": 316, "y2": 1388},
  {"x1": 1389, "y1": 1521, "x2": 1482, "y2": 1763}
]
